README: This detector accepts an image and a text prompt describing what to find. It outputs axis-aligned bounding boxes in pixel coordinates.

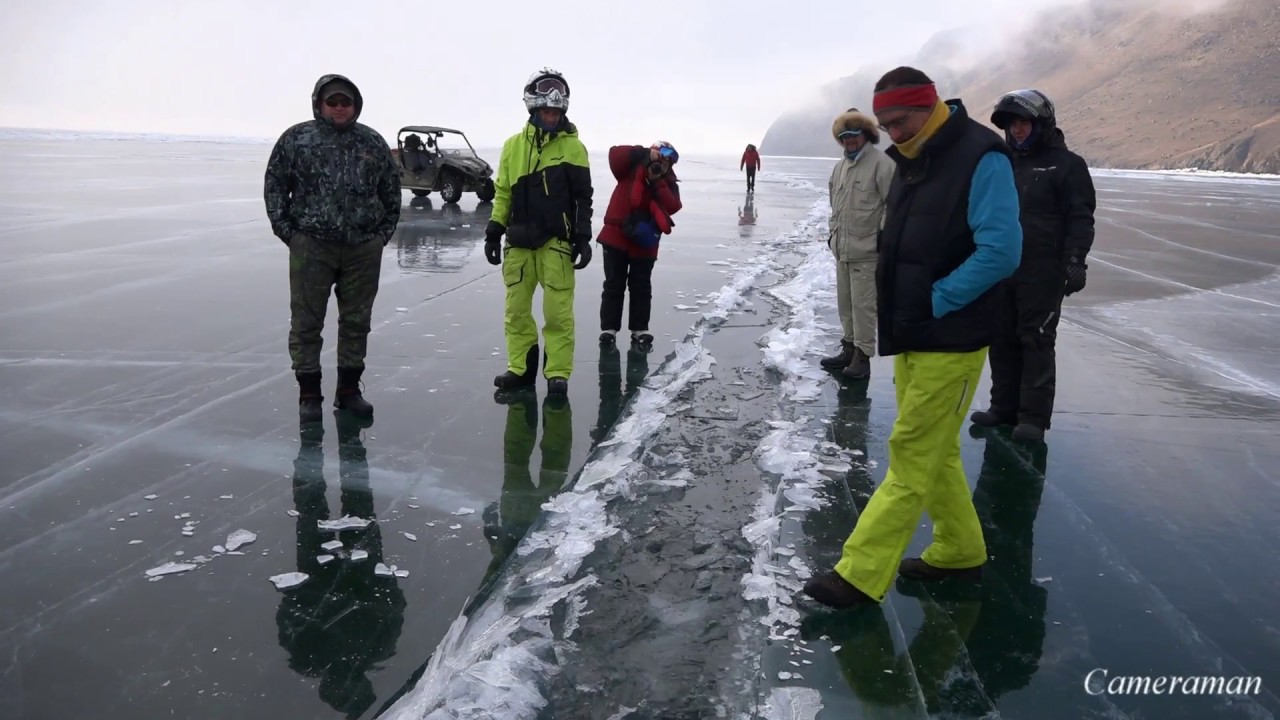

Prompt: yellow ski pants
[835,348,989,601]
[503,238,576,379]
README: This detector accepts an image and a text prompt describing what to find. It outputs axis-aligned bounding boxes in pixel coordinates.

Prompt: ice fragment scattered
[269,572,308,589]
[225,530,257,551]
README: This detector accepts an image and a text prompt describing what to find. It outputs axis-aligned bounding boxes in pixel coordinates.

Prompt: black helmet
[991,89,1056,130]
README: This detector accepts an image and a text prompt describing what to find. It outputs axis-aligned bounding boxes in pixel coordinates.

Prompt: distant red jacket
[741,147,761,171]
[597,145,683,260]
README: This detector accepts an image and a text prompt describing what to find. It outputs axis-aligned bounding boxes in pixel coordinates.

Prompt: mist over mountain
[761,0,1279,173]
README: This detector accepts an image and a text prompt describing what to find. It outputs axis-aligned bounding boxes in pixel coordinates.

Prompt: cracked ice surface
[380,199,825,720]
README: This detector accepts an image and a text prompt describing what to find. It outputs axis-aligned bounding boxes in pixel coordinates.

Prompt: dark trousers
[987,260,1066,429]
[746,167,756,191]
[599,245,655,333]
[288,234,384,374]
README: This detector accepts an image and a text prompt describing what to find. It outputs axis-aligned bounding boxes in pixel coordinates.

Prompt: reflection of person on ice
[740,143,761,192]
[485,67,594,397]
[596,141,682,350]
[970,89,1096,443]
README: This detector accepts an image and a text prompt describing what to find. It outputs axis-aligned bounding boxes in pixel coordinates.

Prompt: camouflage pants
[288,233,384,373]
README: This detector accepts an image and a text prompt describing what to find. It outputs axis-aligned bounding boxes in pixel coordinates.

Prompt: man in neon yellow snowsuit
[485,67,594,397]
[803,66,1022,608]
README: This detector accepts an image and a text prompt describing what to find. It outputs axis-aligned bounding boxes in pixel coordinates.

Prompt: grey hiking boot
[820,341,855,369]
[842,348,871,380]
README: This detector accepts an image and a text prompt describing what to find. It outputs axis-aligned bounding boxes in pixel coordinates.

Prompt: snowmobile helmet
[524,68,570,113]
[991,89,1056,130]
[652,140,679,164]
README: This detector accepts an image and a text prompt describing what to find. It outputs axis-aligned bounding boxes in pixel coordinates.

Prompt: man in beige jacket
[821,108,897,379]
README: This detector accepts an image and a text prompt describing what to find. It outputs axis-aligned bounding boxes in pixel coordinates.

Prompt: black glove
[571,236,593,270]
[1064,254,1087,296]
[484,220,505,266]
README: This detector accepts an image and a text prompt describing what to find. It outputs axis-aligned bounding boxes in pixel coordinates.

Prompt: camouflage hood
[311,74,364,126]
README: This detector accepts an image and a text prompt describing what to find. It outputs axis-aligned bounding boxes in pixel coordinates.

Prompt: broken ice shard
[317,515,371,531]
[269,572,308,590]
[225,529,257,552]
[145,562,197,578]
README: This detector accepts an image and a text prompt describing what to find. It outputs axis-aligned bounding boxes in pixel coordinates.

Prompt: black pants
[600,245,655,333]
[987,260,1065,429]
[746,167,756,192]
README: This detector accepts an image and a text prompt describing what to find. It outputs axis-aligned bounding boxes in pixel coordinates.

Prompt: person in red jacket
[597,141,683,350]
[740,143,761,193]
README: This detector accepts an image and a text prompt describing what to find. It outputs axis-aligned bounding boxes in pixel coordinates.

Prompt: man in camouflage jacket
[265,74,400,424]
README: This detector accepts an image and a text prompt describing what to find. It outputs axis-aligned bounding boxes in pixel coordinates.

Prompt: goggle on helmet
[652,141,679,164]
[524,68,570,113]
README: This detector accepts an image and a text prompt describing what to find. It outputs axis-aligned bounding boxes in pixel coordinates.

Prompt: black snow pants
[987,259,1066,430]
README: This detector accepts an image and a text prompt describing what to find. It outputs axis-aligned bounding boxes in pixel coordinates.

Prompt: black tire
[411,189,430,197]
[476,178,496,203]
[440,173,464,203]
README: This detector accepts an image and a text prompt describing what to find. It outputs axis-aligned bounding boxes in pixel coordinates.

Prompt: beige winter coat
[828,110,896,263]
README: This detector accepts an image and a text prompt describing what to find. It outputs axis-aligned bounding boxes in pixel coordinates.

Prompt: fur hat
[832,109,880,145]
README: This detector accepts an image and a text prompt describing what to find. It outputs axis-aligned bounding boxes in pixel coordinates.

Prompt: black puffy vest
[876,100,1012,356]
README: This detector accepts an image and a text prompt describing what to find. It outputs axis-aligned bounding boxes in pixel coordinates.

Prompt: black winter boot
[1011,422,1045,443]
[821,341,856,369]
[970,409,1015,427]
[494,345,540,391]
[547,377,568,397]
[334,366,374,420]
[297,371,323,425]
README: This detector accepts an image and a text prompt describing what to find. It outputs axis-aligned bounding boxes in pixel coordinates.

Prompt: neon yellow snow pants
[502,238,576,379]
[835,348,989,601]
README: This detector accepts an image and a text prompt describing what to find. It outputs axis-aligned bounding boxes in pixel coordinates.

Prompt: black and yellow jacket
[488,119,593,249]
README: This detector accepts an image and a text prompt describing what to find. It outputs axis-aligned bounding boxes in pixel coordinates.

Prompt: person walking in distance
[741,143,761,193]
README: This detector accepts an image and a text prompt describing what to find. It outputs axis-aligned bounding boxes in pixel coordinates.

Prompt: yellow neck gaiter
[894,100,952,160]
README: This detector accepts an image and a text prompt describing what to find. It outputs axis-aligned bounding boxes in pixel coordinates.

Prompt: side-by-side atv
[392,126,496,204]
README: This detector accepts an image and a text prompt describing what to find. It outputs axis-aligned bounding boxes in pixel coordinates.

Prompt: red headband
[872,83,939,113]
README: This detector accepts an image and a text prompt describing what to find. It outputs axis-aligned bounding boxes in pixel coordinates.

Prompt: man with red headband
[803,66,1023,609]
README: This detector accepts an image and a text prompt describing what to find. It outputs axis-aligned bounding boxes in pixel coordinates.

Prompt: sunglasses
[657,145,677,159]
[530,77,568,96]
[877,109,924,133]
[324,95,353,108]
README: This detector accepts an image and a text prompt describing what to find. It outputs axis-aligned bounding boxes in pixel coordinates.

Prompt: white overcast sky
[0,0,1215,153]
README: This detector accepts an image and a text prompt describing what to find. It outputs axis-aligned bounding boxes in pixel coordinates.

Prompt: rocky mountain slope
[761,0,1279,173]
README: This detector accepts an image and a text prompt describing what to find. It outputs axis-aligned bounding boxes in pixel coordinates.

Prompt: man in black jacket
[971,89,1096,442]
